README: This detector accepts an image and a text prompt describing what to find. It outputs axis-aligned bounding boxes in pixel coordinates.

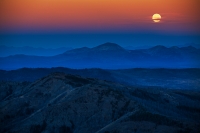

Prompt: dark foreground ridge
[0,73,200,133]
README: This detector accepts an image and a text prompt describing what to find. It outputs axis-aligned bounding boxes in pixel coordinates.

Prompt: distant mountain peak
[183,43,200,49]
[148,45,168,52]
[93,42,125,51]
[181,45,197,51]
[170,46,179,49]
[151,45,167,49]
[186,45,196,49]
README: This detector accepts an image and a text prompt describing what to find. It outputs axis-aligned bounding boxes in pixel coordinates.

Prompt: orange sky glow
[0,0,199,33]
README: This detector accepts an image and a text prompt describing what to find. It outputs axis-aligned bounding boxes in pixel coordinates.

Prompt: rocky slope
[0,73,200,133]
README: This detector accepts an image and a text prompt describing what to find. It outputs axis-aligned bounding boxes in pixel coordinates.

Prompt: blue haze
[1,33,200,49]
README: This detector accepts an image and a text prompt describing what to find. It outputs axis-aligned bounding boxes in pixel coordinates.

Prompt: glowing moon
[152,14,161,22]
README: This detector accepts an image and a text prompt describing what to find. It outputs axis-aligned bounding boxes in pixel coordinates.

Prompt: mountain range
[0,43,200,70]
[0,45,72,57]
[124,43,200,50]
[1,73,200,133]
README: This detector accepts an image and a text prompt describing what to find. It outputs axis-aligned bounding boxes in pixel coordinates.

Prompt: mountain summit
[149,45,167,50]
[92,42,125,51]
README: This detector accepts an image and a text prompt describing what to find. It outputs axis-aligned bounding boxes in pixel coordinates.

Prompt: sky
[0,0,200,48]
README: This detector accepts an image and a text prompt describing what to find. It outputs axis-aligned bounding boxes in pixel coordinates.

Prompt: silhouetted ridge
[63,47,90,54]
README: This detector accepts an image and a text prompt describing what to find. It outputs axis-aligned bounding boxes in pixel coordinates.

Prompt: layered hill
[0,45,72,57]
[0,73,200,133]
[0,67,200,90]
[0,43,200,70]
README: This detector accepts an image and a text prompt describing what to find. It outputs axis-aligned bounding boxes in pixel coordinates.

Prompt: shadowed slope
[0,73,200,133]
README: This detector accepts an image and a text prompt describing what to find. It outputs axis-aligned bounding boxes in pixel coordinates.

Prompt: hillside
[0,73,200,133]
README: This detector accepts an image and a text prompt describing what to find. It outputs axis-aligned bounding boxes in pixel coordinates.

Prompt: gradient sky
[0,0,200,48]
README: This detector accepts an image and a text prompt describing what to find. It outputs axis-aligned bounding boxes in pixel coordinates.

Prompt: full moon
[152,14,161,22]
